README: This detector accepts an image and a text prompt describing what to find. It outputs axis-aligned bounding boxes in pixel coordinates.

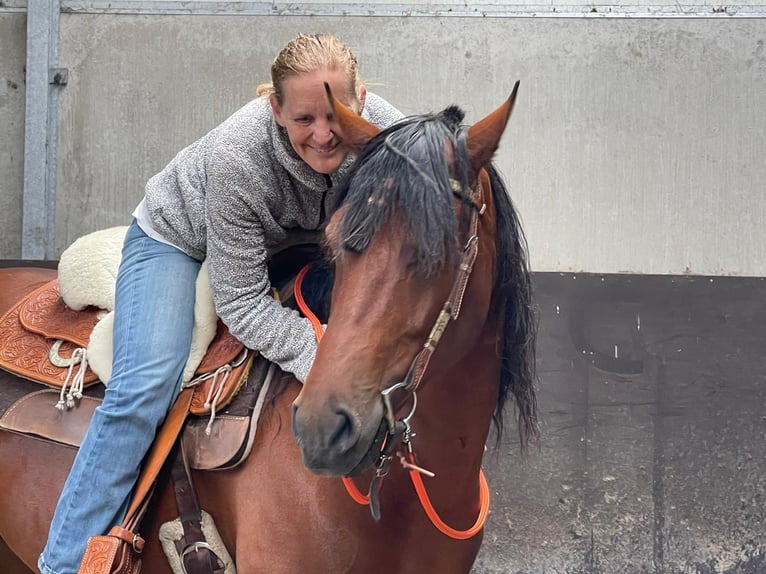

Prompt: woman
[38,33,403,574]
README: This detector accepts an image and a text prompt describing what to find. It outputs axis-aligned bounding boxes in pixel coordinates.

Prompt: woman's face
[271,69,366,174]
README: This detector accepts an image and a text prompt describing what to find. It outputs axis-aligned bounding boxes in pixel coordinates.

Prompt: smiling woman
[269,69,367,174]
[27,32,403,574]
[257,34,368,175]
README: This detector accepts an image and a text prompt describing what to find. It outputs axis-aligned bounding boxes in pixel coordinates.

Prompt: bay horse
[0,83,537,573]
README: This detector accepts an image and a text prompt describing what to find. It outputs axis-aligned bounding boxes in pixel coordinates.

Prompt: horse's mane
[487,163,539,448]
[328,106,539,449]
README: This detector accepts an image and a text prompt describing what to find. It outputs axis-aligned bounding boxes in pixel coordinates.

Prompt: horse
[0,82,538,573]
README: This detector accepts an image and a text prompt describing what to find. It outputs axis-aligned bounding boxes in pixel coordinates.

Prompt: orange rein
[293,264,490,540]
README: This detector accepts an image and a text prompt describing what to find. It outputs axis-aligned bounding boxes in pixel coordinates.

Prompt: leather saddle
[0,239,331,471]
[0,278,250,416]
[0,354,276,471]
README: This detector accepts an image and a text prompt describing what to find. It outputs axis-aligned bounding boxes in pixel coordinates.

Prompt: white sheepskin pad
[58,226,128,312]
[58,226,218,384]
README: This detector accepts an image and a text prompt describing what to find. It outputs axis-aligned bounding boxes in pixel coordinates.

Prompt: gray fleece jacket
[143,93,402,382]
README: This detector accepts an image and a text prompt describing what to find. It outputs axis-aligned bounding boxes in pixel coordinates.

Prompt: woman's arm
[204,148,318,382]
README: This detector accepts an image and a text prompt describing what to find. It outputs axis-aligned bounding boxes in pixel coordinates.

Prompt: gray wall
[0,13,26,258]
[1,7,765,274]
[1,6,765,574]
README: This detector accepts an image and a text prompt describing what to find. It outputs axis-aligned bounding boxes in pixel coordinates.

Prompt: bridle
[295,173,491,540]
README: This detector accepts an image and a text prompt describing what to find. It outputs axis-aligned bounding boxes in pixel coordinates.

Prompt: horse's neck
[410,322,500,478]
[412,199,501,477]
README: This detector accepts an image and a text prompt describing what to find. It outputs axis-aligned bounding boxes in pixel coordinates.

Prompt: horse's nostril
[292,400,360,456]
[330,408,360,454]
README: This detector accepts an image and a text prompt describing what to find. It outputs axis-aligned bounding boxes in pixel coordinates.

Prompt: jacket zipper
[320,174,333,224]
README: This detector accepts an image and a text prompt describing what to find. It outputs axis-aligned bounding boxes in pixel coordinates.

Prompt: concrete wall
[0,8,764,275]
[1,8,765,573]
[0,13,26,258]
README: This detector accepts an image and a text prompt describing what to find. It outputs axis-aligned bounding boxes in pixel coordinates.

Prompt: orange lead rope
[408,451,490,540]
[294,265,325,342]
[294,264,490,539]
[294,266,372,506]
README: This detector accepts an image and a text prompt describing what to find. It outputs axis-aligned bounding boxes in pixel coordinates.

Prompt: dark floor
[474,273,766,574]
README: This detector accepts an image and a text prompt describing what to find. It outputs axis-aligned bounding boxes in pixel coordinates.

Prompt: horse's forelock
[337,111,469,276]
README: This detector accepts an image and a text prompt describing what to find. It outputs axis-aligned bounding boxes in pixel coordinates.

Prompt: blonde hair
[256,33,363,105]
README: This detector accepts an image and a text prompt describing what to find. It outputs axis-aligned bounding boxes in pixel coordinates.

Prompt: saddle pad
[0,282,100,388]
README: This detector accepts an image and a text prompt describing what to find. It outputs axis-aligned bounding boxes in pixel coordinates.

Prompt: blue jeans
[39,221,201,574]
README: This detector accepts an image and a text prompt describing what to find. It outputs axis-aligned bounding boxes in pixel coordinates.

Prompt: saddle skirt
[0,354,277,471]
[0,279,101,389]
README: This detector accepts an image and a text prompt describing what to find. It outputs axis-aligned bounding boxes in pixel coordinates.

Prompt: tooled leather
[195,320,244,373]
[78,534,141,574]
[0,277,247,394]
[19,280,101,344]
[0,288,100,388]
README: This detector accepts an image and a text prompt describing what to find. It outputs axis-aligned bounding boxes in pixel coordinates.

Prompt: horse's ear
[467,80,519,173]
[325,83,380,151]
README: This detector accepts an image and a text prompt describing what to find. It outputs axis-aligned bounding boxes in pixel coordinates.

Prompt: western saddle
[0,239,326,573]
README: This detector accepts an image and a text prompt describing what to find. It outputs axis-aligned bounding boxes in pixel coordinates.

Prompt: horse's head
[292,83,536,476]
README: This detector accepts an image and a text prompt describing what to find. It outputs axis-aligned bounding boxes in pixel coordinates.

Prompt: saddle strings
[186,348,250,435]
[52,343,88,411]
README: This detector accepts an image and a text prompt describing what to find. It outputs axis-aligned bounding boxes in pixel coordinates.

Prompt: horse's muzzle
[291,398,386,476]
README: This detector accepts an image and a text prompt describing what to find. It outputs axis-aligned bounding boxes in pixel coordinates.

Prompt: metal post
[22,0,64,260]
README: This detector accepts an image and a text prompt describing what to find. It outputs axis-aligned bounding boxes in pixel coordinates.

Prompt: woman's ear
[356,85,367,115]
[270,94,285,127]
